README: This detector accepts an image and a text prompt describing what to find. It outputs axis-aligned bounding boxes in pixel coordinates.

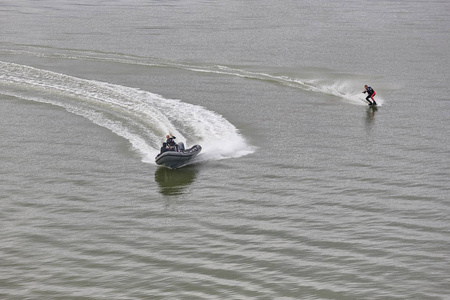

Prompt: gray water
[1,1,449,299]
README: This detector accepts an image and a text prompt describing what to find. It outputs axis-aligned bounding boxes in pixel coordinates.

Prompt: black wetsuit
[364,86,377,105]
[156,136,178,157]
[166,136,177,151]
[166,136,176,147]
[156,136,177,157]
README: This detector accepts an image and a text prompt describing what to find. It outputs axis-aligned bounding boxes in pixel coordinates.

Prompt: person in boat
[362,85,377,106]
[155,142,167,158]
[156,134,177,158]
[166,134,177,151]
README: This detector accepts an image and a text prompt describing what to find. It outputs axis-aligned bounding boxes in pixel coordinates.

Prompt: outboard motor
[178,142,185,151]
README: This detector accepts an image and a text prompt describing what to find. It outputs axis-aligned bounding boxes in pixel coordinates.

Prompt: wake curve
[0,61,254,164]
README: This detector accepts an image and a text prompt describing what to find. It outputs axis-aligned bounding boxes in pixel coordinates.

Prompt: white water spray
[0,61,255,165]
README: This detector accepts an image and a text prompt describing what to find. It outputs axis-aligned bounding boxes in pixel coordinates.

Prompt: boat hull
[155,145,202,169]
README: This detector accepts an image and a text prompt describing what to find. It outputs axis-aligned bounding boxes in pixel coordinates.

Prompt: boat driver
[166,134,177,151]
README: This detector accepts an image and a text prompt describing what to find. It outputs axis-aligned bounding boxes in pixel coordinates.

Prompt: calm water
[1,1,449,299]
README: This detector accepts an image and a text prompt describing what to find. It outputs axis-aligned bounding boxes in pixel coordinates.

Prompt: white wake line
[186,66,319,90]
[3,47,381,105]
[187,66,383,105]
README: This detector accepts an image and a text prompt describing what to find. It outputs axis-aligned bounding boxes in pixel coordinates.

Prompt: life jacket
[166,137,176,147]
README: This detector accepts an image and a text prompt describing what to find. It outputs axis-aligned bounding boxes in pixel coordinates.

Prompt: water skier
[363,85,377,106]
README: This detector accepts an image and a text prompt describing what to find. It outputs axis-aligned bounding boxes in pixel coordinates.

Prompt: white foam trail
[0,61,254,165]
[184,65,384,106]
[2,47,383,106]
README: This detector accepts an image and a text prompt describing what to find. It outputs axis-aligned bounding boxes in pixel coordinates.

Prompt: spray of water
[0,61,255,165]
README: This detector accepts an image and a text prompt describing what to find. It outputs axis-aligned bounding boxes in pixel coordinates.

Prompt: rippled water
[1,1,449,299]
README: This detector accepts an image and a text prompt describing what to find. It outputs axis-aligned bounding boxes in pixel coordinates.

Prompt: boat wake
[0,61,254,165]
[0,46,385,106]
[186,65,385,106]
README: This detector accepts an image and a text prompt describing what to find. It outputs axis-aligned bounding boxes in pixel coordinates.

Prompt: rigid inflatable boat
[155,142,202,169]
